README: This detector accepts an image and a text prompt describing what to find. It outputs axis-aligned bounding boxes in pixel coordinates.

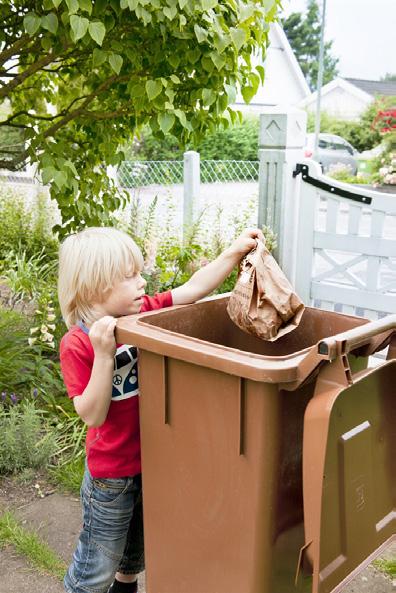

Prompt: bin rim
[115,296,370,385]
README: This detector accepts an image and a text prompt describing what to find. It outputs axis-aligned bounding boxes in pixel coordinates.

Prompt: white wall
[304,87,372,120]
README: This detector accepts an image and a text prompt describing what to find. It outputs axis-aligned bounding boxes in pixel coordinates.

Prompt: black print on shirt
[112,345,138,400]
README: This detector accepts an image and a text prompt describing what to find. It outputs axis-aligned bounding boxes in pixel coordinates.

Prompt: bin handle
[317,314,396,360]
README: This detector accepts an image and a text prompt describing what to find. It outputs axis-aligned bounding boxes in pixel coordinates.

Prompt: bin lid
[301,359,395,593]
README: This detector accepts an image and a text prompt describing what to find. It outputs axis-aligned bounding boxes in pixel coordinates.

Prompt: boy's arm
[172,228,264,305]
[73,316,117,428]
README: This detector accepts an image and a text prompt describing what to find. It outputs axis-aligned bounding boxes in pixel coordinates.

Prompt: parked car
[304,133,359,175]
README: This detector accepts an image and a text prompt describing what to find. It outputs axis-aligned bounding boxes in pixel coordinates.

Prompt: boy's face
[95,271,147,318]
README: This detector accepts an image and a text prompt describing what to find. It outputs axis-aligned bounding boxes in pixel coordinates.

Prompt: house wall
[304,87,372,120]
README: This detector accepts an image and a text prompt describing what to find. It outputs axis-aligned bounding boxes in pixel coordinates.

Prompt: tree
[1,0,280,235]
[281,0,338,90]
[380,73,396,82]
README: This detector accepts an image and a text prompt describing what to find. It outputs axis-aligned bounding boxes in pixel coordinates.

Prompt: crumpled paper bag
[227,240,305,341]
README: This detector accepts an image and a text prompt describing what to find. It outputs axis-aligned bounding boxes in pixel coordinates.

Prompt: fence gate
[293,159,396,322]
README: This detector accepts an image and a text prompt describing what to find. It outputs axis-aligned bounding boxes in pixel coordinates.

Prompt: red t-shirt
[60,291,173,478]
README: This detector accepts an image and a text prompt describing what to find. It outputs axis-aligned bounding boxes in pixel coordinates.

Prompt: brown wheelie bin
[116,295,396,593]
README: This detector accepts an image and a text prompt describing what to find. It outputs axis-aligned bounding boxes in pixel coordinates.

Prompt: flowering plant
[373,108,396,134]
[371,132,396,186]
[377,152,396,185]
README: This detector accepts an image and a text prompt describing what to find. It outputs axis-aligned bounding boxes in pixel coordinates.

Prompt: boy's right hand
[89,316,117,359]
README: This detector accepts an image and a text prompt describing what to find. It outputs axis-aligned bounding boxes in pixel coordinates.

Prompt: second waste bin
[116,295,396,593]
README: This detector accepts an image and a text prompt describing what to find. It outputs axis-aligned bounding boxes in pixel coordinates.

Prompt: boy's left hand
[228,228,265,259]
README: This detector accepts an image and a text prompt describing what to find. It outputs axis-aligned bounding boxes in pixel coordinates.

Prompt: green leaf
[158,113,175,133]
[178,0,188,8]
[201,0,217,9]
[224,83,236,104]
[51,0,63,7]
[41,166,56,185]
[70,15,89,40]
[170,74,180,84]
[92,48,107,67]
[108,53,123,74]
[64,160,78,176]
[186,48,200,64]
[79,0,93,14]
[174,109,187,128]
[230,27,247,51]
[256,65,265,84]
[202,88,216,106]
[88,21,106,45]
[23,13,41,36]
[214,32,230,53]
[146,79,162,101]
[249,71,260,93]
[240,3,255,21]
[241,85,256,103]
[129,83,145,97]
[41,37,52,51]
[41,13,58,34]
[163,5,177,19]
[66,0,79,14]
[210,51,226,70]
[194,24,207,43]
[168,54,180,68]
[165,88,175,103]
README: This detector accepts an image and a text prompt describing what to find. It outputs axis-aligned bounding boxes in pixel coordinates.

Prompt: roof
[299,77,373,108]
[345,78,396,97]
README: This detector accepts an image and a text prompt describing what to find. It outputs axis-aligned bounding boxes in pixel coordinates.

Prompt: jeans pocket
[91,477,131,507]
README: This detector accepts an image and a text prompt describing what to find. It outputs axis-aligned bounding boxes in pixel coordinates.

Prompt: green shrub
[0,186,58,266]
[0,308,36,397]
[1,248,57,305]
[0,400,56,474]
[307,98,396,153]
[125,118,260,162]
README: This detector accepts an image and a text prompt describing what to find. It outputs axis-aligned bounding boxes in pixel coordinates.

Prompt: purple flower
[32,388,39,398]
[10,393,18,404]
[1,392,6,402]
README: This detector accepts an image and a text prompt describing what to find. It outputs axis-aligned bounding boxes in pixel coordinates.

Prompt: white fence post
[258,107,306,283]
[183,150,200,239]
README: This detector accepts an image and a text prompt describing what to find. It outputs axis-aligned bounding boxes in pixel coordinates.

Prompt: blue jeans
[64,465,144,593]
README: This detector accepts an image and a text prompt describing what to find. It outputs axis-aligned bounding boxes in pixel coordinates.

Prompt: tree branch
[42,74,130,140]
[0,46,70,100]
[0,34,31,67]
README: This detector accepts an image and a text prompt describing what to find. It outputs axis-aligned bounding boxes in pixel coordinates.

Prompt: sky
[282,0,396,81]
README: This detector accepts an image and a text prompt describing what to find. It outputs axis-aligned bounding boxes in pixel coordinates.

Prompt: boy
[58,226,264,593]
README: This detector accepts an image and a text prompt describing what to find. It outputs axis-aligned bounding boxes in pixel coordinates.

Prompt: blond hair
[58,227,144,328]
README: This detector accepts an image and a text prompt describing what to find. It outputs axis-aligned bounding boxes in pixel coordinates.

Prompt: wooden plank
[362,309,379,321]
[342,305,357,316]
[366,211,385,292]
[325,198,339,234]
[313,232,395,258]
[347,205,362,235]
[295,184,317,304]
[320,300,335,311]
[366,257,381,291]
[311,282,395,314]
[370,210,385,238]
